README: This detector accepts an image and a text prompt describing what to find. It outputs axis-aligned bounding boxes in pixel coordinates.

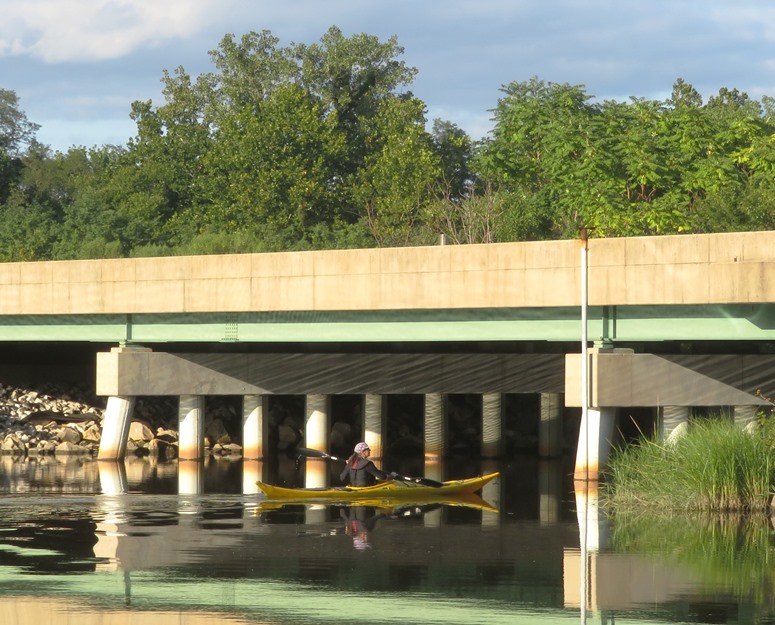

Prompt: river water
[0,453,773,625]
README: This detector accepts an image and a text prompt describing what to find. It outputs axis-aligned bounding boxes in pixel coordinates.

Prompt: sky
[3,0,775,154]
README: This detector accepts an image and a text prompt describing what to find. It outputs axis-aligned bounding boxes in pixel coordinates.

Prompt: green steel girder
[0,304,773,345]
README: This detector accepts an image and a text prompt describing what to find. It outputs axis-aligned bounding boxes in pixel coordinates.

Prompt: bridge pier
[242,395,269,460]
[481,393,502,458]
[539,392,563,457]
[179,395,205,460]
[574,407,616,481]
[734,405,757,428]
[97,396,135,461]
[659,406,689,442]
[363,394,385,459]
[424,393,446,460]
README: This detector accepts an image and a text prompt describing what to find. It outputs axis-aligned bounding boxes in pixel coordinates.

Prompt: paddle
[296,447,444,488]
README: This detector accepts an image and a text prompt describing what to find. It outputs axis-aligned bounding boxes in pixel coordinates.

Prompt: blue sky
[3,0,775,153]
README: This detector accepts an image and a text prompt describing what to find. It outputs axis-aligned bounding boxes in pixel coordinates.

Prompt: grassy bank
[603,417,775,512]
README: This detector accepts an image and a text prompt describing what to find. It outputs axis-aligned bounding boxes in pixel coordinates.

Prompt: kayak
[256,471,499,503]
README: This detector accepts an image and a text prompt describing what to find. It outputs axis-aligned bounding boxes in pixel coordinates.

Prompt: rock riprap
[0,383,243,458]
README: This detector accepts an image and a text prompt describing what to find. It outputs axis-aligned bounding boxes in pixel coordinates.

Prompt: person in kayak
[340,442,396,486]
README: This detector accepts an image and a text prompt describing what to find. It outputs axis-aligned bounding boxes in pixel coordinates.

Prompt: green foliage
[8,41,775,258]
[0,89,40,156]
[604,417,775,512]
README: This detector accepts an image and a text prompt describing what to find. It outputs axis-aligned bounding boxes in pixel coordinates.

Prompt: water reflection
[0,457,773,624]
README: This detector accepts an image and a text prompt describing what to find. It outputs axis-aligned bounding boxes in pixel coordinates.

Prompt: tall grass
[604,417,775,512]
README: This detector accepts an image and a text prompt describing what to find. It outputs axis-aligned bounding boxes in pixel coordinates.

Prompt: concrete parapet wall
[0,231,773,316]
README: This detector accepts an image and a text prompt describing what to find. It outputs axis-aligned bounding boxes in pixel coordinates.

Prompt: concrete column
[305,457,328,489]
[242,395,269,460]
[539,392,563,458]
[178,395,205,460]
[98,396,136,460]
[242,460,265,495]
[660,405,689,442]
[363,394,385,459]
[574,480,608,552]
[304,394,329,453]
[539,459,562,525]
[424,393,446,460]
[178,460,204,495]
[481,393,502,458]
[98,461,128,495]
[481,460,501,527]
[734,405,758,429]
[574,407,616,481]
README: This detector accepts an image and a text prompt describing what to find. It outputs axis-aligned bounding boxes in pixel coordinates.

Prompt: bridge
[1,230,774,483]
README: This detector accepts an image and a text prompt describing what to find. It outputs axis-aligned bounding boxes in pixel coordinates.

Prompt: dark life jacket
[340,458,387,486]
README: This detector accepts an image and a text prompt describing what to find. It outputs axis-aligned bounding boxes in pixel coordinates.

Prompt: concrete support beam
[363,394,385,459]
[539,392,563,458]
[424,393,446,460]
[574,407,616,481]
[481,393,502,459]
[97,396,135,461]
[566,351,769,407]
[178,395,205,460]
[242,395,269,460]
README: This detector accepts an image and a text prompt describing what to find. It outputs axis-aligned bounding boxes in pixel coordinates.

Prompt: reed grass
[603,417,775,512]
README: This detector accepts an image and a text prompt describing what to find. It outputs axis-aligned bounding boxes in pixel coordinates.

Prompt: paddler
[339,442,397,486]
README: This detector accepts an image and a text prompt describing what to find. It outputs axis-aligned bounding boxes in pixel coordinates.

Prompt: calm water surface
[0,454,773,625]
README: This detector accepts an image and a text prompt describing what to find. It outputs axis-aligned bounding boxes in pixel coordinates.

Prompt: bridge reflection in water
[0,455,771,623]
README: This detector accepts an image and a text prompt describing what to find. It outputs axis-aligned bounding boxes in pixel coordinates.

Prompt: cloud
[0,0,216,62]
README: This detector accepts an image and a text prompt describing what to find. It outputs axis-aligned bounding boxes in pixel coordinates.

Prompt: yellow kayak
[256,472,499,503]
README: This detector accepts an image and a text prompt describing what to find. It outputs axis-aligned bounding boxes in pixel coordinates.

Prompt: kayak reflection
[340,502,450,551]
[257,493,499,552]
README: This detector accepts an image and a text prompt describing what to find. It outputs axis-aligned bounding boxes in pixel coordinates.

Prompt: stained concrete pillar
[539,392,563,458]
[481,393,502,458]
[734,405,758,429]
[363,394,385,459]
[242,460,265,495]
[574,407,616,481]
[242,395,269,460]
[659,405,690,442]
[98,461,128,495]
[305,395,329,488]
[305,394,329,452]
[97,396,136,461]
[424,393,446,460]
[178,460,204,495]
[539,459,563,525]
[481,460,501,527]
[178,395,205,460]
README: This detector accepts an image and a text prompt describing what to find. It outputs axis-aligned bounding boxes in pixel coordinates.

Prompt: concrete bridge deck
[0,231,772,344]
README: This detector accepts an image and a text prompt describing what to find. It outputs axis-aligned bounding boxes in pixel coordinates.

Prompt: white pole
[580,230,589,480]
[579,228,589,625]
